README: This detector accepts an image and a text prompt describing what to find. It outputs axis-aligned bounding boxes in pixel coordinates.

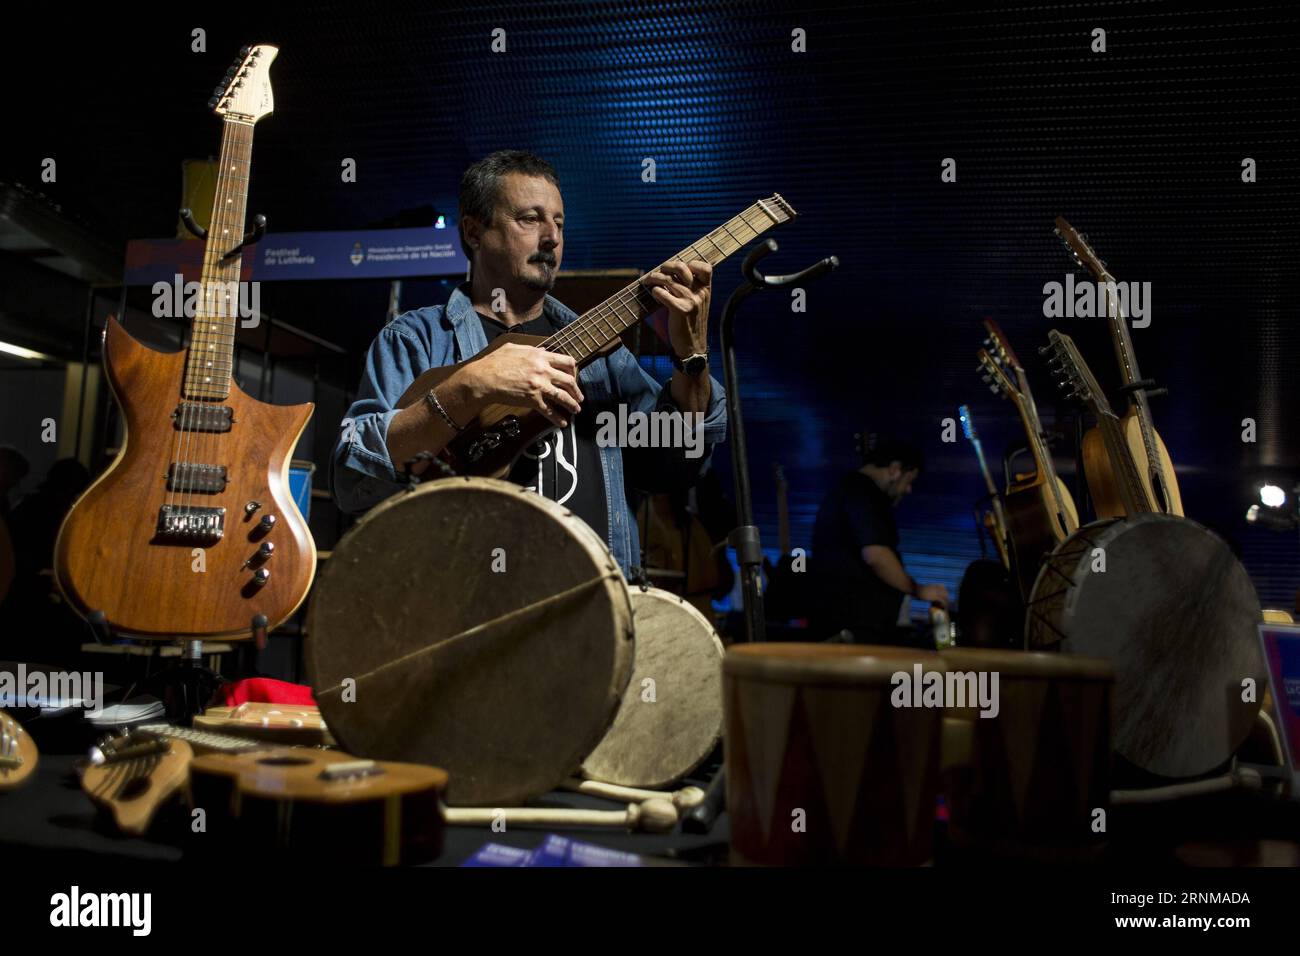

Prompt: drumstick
[561,778,706,810]
[442,798,678,833]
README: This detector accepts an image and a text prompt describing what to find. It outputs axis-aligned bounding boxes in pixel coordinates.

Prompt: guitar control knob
[258,542,275,560]
[244,500,262,516]
[253,568,270,586]
[258,514,276,533]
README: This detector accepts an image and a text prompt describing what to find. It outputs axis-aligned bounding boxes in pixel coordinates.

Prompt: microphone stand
[683,239,838,834]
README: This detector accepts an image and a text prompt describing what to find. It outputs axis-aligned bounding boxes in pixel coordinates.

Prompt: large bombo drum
[724,644,945,866]
[1026,513,1265,779]
[306,478,634,806]
[940,648,1113,859]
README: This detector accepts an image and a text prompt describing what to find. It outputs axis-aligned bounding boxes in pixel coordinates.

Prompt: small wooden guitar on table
[396,196,798,477]
[0,710,38,792]
[1053,218,1182,517]
[82,732,193,835]
[977,320,1079,599]
[55,45,316,640]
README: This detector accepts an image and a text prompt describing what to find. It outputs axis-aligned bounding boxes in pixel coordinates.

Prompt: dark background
[3,0,1297,605]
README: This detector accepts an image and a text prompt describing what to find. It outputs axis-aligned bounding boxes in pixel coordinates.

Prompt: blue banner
[124,227,467,284]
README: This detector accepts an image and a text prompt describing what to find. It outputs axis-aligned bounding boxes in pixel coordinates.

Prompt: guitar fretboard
[184,118,254,401]
[542,195,796,365]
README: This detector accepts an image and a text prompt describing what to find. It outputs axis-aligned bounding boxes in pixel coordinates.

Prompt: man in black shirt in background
[810,439,948,644]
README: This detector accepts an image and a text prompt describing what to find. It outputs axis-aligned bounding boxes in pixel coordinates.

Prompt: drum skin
[580,587,724,789]
[940,648,1113,859]
[306,478,634,806]
[724,644,945,866]
[1026,514,1264,779]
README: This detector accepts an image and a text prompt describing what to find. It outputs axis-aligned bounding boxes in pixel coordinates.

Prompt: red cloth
[218,677,317,707]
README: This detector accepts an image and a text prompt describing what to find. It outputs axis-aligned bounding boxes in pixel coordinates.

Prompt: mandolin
[0,709,38,792]
[977,320,1079,600]
[957,405,1011,571]
[1053,218,1182,517]
[55,46,316,639]
[396,196,798,477]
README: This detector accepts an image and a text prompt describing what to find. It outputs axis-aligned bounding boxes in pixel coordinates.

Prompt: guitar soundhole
[255,756,313,767]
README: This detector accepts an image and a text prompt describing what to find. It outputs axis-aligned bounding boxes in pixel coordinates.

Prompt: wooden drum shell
[724,644,945,866]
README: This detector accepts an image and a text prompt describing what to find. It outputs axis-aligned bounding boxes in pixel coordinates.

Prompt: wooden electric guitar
[957,405,1011,570]
[396,196,798,477]
[978,320,1079,599]
[1053,218,1182,516]
[55,46,316,639]
[1044,330,1155,517]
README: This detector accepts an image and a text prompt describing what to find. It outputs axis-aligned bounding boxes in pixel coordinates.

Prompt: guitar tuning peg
[239,45,251,57]
[207,96,219,109]
[988,385,1000,395]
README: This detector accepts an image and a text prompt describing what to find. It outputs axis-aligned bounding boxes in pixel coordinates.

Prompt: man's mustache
[529,252,557,266]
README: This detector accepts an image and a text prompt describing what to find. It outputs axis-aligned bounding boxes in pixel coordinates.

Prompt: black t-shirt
[475,311,609,545]
[810,471,908,636]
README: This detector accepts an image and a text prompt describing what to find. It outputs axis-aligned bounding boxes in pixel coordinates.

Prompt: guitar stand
[683,238,838,835]
[180,207,268,262]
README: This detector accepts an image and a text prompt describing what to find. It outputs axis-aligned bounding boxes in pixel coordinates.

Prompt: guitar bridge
[156,505,226,542]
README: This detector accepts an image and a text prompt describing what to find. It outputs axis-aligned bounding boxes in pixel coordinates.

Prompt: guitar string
[542,205,771,362]
[541,207,765,359]
[171,118,229,519]
[179,117,237,518]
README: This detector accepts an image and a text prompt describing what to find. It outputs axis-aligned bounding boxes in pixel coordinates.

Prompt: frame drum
[306,478,634,806]
[940,648,1113,859]
[580,586,724,788]
[724,644,945,866]
[1026,514,1264,778]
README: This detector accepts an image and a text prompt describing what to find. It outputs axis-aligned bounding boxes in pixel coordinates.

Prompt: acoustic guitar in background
[55,46,316,639]
[957,405,1011,571]
[1053,218,1182,517]
[977,320,1079,600]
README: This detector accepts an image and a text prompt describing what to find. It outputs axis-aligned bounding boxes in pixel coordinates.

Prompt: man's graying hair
[458,150,561,261]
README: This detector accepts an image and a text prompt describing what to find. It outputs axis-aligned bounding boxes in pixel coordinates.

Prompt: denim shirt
[330,283,727,577]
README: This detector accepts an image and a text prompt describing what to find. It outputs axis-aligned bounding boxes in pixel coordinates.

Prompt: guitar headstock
[760,194,798,225]
[958,405,978,442]
[1042,330,1113,417]
[0,709,38,790]
[208,44,278,122]
[982,318,1023,372]
[1054,216,1111,281]
[977,347,1020,403]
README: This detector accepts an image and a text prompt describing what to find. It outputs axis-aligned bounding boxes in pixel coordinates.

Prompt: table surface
[6,729,1300,868]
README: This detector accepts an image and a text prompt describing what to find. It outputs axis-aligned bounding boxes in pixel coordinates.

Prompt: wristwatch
[671,350,709,376]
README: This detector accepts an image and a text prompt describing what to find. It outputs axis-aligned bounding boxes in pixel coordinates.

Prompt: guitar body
[187,748,448,865]
[397,333,561,479]
[1003,476,1078,601]
[54,317,316,639]
[1082,412,1182,518]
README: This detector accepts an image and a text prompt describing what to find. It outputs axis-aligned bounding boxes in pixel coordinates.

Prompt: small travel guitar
[1053,218,1182,517]
[396,196,798,477]
[0,710,38,792]
[81,732,193,835]
[957,405,1011,570]
[187,748,448,866]
[55,46,316,639]
[977,320,1079,599]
